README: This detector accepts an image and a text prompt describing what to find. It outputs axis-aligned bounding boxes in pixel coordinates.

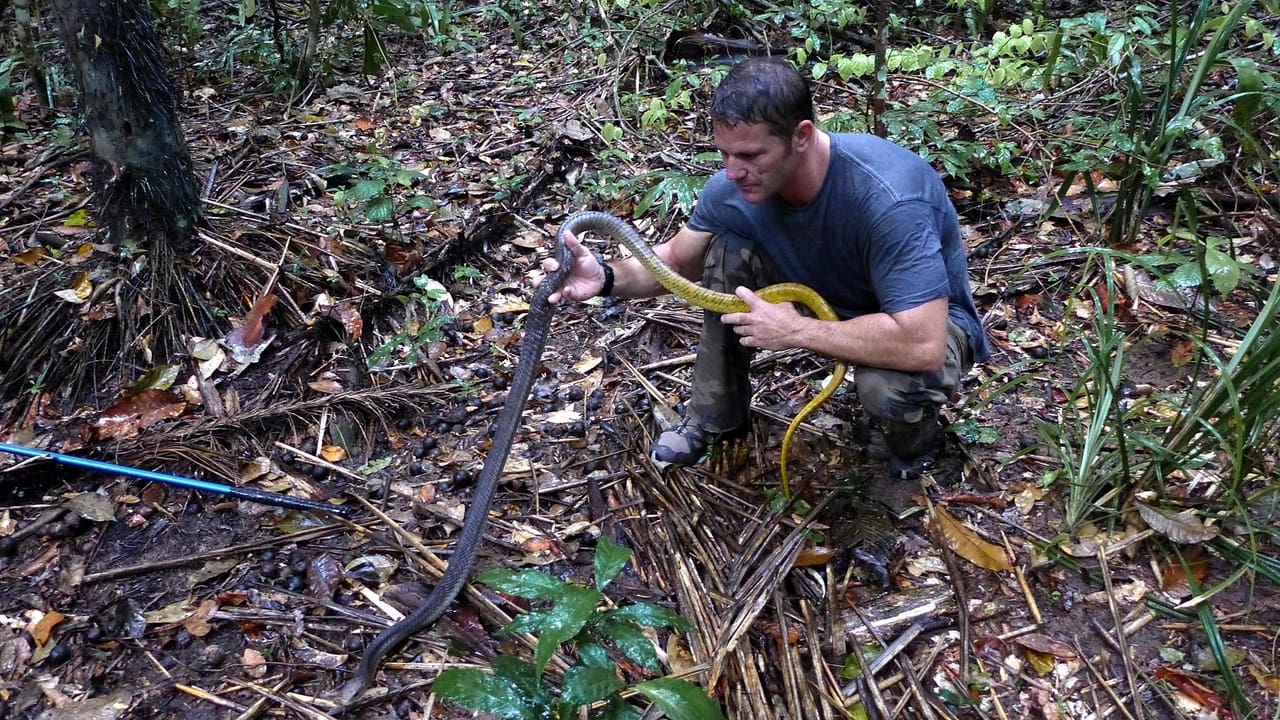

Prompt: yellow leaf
[53,272,93,304]
[929,505,1013,573]
[64,208,94,227]
[320,445,348,462]
[12,248,46,266]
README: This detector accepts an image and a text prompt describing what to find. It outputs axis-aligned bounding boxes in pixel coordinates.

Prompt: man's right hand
[542,228,608,304]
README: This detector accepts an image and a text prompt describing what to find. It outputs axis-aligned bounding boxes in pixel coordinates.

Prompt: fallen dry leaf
[95,389,187,440]
[242,647,268,678]
[31,610,66,645]
[1014,633,1078,659]
[1136,501,1220,544]
[928,505,1013,573]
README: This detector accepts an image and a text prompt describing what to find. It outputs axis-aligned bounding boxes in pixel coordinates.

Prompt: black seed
[396,418,413,431]
[0,536,17,557]
[492,376,508,391]
[1027,346,1048,359]
[47,644,71,665]
[260,562,280,579]
[84,625,103,643]
[174,629,194,648]
[420,437,438,451]
[311,466,329,480]
[286,575,306,592]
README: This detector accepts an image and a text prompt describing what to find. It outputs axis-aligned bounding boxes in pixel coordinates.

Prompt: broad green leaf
[362,22,388,75]
[525,585,600,672]
[365,195,394,222]
[433,668,539,720]
[346,179,386,203]
[561,664,623,707]
[594,537,632,591]
[478,567,572,601]
[599,620,660,672]
[603,603,690,632]
[490,656,542,699]
[577,642,613,669]
[633,678,725,720]
[1204,246,1242,295]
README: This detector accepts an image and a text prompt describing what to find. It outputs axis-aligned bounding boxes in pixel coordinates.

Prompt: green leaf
[633,678,725,720]
[577,641,613,669]
[602,603,690,632]
[433,668,540,720]
[347,178,386,202]
[477,567,572,601]
[562,664,624,707]
[362,22,388,75]
[599,620,660,672]
[365,195,394,222]
[594,537,632,591]
[529,586,599,671]
[490,656,543,699]
[1204,245,1242,295]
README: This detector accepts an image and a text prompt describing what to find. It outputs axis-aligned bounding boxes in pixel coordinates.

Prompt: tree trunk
[51,0,201,249]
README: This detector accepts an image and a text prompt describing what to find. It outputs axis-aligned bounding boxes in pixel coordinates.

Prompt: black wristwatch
[594,253,615,297]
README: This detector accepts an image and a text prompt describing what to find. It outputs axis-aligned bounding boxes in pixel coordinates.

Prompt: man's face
[713,121,798,204]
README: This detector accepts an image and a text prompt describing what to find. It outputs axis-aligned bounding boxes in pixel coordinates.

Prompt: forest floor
[2,11,1279,720]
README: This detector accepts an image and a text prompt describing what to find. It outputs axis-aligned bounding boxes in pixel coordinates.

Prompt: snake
[565,211,847,497]
[341,211,842,702]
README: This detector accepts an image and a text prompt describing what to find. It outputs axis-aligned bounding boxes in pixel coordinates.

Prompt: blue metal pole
[0,441,350,517]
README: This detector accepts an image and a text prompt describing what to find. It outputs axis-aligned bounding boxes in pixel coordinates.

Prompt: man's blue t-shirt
[686,133,990,362]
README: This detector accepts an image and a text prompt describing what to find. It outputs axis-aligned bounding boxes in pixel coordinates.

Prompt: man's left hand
[721,287,804,350]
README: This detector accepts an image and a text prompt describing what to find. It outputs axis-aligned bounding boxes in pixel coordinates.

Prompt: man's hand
[721,287,805,350]
[540,229,606,304]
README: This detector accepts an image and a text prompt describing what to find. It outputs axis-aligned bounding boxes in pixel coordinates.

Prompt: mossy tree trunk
[51,0,201,249]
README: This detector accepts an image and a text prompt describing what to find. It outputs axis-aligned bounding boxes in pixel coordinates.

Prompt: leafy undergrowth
[2,2,1279,719]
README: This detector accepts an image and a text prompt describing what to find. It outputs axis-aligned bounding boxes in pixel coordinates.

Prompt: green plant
[1037,262,1134,531]
[434,538,725,720]
[323,157,436,224]
[367,275,452,371]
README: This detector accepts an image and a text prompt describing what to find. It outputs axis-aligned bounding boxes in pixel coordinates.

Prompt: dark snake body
[340,221,573,703]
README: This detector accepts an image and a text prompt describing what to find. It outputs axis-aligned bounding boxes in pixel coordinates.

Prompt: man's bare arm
[609,225,713,299]
[725,292,951,372]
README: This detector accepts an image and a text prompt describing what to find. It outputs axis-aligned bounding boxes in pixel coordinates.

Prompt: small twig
[1003,530,1041,625]
[1072,636,1138,720]
[176,683,248,712]
[226,678,336,720]
[1097,544,1146,720]
[82,524,345,583]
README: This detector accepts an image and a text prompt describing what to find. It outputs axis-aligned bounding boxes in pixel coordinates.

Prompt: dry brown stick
[1097,543,1146,720]
[175,683,249,713]
[82,524,344,583]
[931,505,971,688]
[1003,530,1041,625]
[233,676,293,720]
[225,679,335,720]
[1071,636,1138,720]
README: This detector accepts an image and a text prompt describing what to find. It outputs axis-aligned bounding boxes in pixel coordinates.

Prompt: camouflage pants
[686,232,974,433]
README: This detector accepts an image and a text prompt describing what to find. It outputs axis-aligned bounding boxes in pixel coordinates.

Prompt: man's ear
[792,120,816,152]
